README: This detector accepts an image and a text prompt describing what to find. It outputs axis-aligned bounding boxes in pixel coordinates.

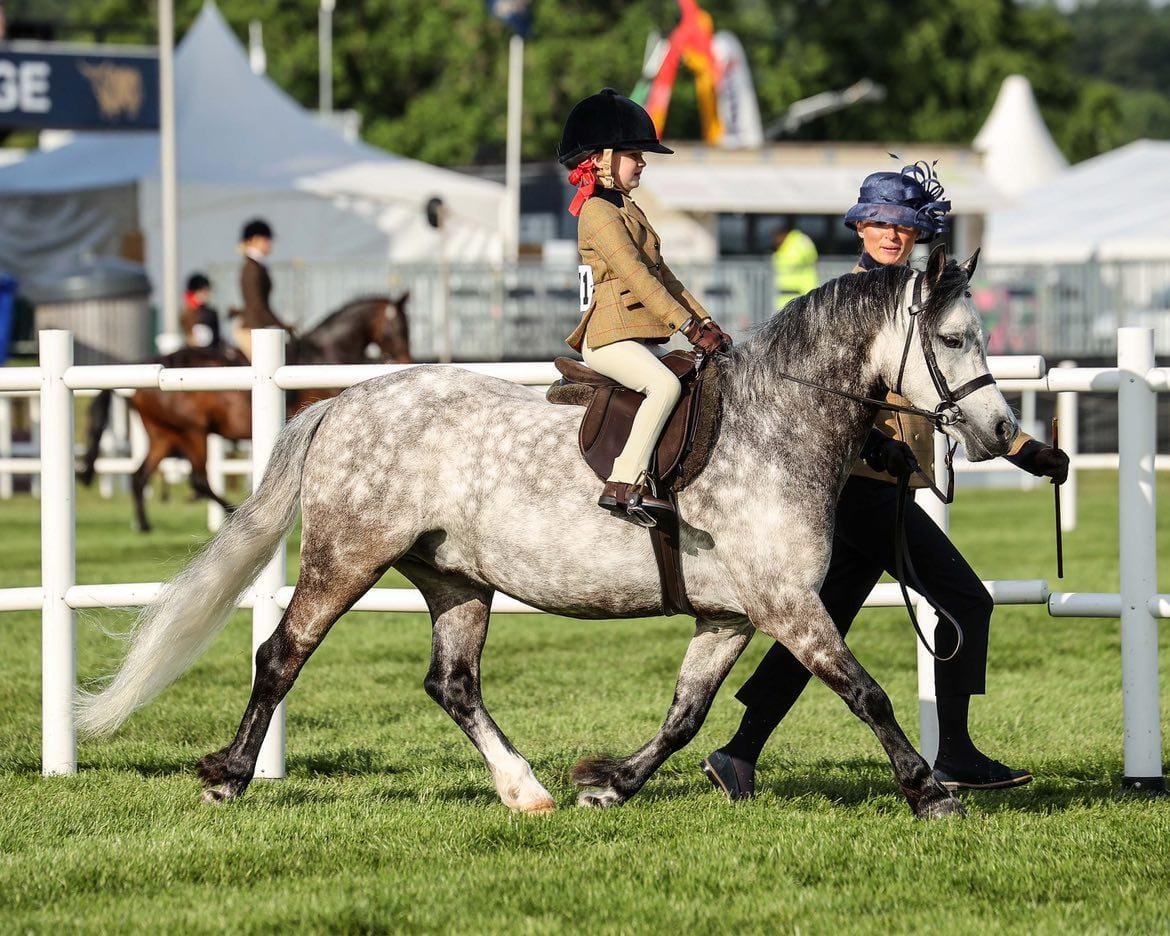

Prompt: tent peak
[974,74,1067,199]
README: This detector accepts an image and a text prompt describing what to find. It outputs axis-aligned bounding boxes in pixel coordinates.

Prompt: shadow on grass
[12,748,1157,815]
[629,754,1154,814]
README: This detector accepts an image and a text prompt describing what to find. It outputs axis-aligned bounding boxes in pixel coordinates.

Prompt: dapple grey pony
[78,245,1016,819]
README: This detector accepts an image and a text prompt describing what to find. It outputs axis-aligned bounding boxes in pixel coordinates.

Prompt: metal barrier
[208,256,1170,359]
[0,329,1163,791]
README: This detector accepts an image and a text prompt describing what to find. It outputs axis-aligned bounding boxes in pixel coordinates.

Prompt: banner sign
[485,0,532,37]
[0,42,159,131]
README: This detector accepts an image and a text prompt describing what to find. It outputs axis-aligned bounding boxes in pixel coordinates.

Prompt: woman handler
[702,164,1069,797]
[559,89,732,525]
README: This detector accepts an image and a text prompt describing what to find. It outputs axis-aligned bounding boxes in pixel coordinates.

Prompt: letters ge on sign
[0,60,51,114]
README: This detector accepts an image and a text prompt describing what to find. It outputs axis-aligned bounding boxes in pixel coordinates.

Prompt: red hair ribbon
[567,157,597,217]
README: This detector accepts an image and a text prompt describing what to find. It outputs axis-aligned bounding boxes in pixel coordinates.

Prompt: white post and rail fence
[0,328,1164,790]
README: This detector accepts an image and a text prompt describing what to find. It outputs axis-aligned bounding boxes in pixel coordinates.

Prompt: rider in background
[229,218,295,360]
[703,163,1070,798]
[559,88,733,525]
[180,272,221,350]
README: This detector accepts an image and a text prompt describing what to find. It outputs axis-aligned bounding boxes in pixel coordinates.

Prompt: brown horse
[81,294,410,531]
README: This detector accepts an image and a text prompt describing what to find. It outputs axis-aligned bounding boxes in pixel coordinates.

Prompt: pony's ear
[959,247,980,282]
[395,291,411,306]
[926,243,947,283]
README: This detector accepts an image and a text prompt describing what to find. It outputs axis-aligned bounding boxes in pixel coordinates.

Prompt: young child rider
[558,88,733,525]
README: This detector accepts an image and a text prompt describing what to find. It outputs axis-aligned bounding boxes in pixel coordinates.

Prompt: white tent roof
[0,2,502,275]
[984,140,1170,263]
[974,75,1067,199]
[638,143,1002,215]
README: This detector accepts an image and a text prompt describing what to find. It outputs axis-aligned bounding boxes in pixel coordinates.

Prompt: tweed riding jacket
[567,190,710,352]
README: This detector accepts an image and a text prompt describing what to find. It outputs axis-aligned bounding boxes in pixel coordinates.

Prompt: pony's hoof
[916,794,966,820]
[515,796,557,815]
[577,788,623,809]
[200,784,238,805]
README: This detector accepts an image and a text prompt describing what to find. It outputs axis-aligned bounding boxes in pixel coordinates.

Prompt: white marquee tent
[0,2,504,307]
[984,140,1170,263]
[973,75,1067,200]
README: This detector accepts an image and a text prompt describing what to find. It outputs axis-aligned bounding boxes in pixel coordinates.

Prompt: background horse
[80,293,410,532]
[78,248,1016,819]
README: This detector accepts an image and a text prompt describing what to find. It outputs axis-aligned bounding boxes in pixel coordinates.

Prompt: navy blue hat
[843,161,951,243]
[240,218,273,242]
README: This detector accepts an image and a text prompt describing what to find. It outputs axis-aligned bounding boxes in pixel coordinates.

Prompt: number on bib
[578,264,594,312]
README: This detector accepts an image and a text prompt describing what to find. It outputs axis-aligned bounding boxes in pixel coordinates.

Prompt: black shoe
[701,750,755,801]
[932,758,1033,791]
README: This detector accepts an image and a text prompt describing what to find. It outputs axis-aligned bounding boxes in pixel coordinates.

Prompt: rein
[772,269,998,661]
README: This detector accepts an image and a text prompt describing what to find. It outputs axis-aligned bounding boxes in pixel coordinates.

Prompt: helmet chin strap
[596,149,633,194]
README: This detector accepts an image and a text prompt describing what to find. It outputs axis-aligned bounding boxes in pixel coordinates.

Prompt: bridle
[772,268,1000,662]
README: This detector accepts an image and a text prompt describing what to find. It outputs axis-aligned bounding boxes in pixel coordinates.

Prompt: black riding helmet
[557,88,673,168]
[240,218,273,242]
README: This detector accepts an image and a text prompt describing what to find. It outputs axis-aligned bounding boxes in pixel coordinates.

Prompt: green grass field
[1,473,1168,933]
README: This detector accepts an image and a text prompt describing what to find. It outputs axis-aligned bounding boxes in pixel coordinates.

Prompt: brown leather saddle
[547,349,722,617]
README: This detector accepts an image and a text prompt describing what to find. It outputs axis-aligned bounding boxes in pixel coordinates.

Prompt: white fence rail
[0,329,1163,791]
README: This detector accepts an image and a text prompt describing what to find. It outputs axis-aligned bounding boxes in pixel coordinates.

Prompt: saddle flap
[554,357,618,388]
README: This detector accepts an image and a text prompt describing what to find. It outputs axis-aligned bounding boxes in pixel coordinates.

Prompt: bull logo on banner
[77,61,145,121]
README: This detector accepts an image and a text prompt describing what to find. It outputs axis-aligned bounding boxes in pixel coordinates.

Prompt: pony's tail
[76,398,335,736]
[79,390,113,487]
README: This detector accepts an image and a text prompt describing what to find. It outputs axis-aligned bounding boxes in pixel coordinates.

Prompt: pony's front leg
[572,618,753,807]
[750,590,963,819]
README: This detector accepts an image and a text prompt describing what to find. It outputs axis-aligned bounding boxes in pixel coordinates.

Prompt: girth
[547,350,722,617]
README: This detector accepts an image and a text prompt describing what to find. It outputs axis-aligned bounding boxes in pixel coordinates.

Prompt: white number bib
[578,264,594,312]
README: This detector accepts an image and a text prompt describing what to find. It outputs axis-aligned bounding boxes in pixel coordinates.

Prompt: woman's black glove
[1007,439,1069,484]
[860,429,919,480]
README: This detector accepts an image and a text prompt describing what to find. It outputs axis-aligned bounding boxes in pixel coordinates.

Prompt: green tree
[9,0,1168,165]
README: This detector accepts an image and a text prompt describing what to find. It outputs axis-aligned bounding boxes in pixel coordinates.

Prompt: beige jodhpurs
[582,338,682,484]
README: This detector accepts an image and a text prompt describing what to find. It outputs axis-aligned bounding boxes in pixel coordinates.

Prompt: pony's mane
[721,259,972,396]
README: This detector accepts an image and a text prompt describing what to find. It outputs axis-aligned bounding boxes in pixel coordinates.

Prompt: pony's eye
[940,335,964,349]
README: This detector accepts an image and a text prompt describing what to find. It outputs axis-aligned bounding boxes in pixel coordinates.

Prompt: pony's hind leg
[572,618,753,807]
[403,561,555,814]
[751,591,962,820]
[131,422,178,532]
[197,541,389,803]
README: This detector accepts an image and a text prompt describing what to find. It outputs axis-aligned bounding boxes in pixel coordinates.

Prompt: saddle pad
[547,353,721,492]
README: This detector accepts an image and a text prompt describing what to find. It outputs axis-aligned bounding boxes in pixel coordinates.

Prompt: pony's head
[887,244,1016,461]
[367,292,412,363]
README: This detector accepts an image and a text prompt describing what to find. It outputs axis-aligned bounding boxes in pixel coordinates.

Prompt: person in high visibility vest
[772,224,818,309]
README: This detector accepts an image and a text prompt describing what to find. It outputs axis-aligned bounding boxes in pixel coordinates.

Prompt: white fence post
[250,330,287,779]
[1019,390,1036,491]
[1057,361,1078,533]
[39,330,76,775]
[29,395,40,498]
[111,393,131,494]
[207,433,226,532]
[98,403,116,499]
[914,431,950,763]
[0,396,12,499]
[1116,327,1165,791]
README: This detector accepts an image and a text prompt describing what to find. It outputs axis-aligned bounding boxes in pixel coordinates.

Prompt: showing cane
[1052,417,1064,579]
